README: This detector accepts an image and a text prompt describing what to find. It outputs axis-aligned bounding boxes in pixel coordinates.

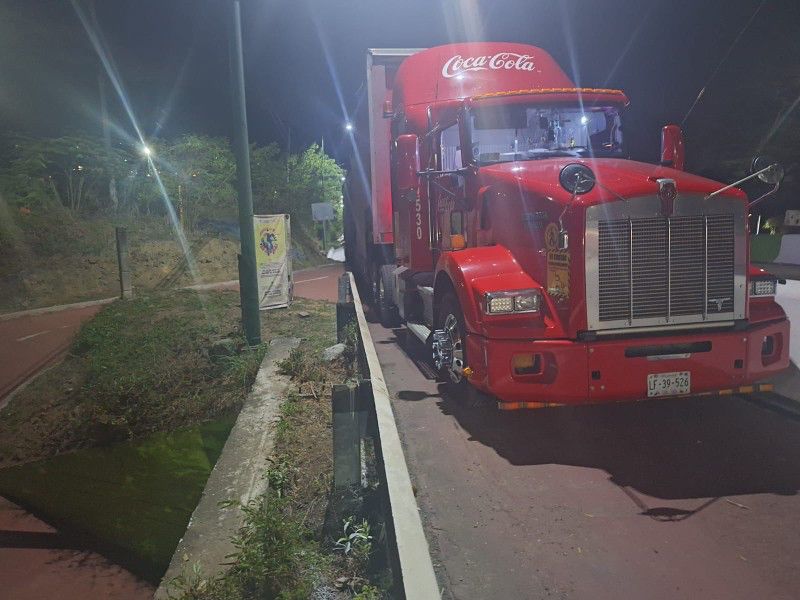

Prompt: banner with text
[254,214,292,310]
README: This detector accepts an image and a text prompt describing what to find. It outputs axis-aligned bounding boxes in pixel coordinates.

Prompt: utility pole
[321,136,326,249]
[229,0,261,345]
[91,1,118,212]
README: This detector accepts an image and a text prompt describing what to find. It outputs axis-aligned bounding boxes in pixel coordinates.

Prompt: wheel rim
[374,274,384,306]
[443,313,465,383]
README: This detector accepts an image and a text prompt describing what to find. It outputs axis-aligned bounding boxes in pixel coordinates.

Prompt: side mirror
[660,124,685,171]
[748,155,785,208]
[396,134,420,192]
[751,155,784,185]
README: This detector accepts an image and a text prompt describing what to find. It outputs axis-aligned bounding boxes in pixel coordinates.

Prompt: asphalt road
[0,304,105,403]
[369,323,800,600]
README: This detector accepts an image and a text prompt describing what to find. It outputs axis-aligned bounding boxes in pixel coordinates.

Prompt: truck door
[435,123,468,253]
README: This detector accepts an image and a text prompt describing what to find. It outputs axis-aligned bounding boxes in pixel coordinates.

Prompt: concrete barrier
[155,336,300,599]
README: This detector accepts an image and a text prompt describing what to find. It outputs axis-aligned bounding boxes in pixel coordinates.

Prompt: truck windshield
[467,104,623,165]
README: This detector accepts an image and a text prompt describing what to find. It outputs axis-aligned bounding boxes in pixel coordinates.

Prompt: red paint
[345,43,790,406]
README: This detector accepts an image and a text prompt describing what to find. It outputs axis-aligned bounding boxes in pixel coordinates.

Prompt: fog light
[750,278,777,297]
[512,353,542,375]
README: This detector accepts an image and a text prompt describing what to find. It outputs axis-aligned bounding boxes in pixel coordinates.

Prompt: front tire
[433,292,468,386]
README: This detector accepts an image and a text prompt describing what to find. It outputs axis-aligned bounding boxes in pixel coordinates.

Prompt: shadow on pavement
[392,328,800,501]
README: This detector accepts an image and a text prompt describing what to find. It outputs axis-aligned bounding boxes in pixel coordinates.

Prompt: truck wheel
[432,292,468,387]
[376,264,400,327]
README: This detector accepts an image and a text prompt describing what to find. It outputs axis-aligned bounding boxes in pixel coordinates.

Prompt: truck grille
[597,214,735,324]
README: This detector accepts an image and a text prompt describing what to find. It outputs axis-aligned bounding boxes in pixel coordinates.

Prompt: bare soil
[0,214,328,312]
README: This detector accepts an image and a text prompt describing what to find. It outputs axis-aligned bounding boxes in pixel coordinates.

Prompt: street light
[344,122,353,132]
[141,144,152,157]
[340,176,346,182]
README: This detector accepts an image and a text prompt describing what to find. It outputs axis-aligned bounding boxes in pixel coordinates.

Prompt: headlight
[750,277,777,297]
[484,290,541,314]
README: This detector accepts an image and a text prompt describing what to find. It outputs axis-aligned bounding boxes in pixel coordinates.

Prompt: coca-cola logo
[441,52,537,79]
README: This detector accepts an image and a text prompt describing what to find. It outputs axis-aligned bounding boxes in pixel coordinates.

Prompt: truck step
[406,322,432,344]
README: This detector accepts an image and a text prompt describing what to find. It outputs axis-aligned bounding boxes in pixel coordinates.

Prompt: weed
[173,494,322,600]
[266,457,294,498]
[335,517,373,563]
[353,584,383,600]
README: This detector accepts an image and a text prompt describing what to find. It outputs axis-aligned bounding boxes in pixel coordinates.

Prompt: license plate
[647,371,691,397]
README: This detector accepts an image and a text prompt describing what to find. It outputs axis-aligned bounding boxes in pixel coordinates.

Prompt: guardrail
[335,272,440,599]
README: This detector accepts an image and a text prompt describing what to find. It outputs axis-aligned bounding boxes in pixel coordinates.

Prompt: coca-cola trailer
[343,42,789,409]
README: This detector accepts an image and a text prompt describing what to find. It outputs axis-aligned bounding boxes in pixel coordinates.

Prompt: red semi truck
[343,43,790,409]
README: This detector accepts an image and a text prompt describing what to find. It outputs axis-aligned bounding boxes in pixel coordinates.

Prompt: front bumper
[466,319,790,406]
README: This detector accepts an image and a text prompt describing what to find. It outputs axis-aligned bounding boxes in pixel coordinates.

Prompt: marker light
[141,145,152,157]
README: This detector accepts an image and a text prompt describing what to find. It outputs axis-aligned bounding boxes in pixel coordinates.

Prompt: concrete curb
[347,272,441,599]
[154,336,301,599]
[0,297,116,322]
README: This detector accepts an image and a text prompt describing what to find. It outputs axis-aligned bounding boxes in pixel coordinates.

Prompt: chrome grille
[597,213,735,324]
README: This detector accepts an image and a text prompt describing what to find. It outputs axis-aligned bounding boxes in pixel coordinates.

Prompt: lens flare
[70,0,204,292]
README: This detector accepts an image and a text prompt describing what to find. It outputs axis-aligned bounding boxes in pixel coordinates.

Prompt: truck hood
[477,158,748,205]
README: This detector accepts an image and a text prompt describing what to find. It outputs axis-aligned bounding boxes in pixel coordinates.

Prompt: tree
[0,134,130,213]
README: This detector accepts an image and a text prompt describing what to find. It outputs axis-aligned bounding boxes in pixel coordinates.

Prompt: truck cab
[345,42,790,409]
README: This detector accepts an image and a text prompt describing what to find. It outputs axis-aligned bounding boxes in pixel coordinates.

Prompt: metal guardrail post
[337,273,356,343]
[115,226,133,299]
[332,383,361,489]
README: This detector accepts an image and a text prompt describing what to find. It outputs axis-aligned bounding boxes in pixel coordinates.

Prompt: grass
[0,289,341,588]
[0,290,334,468]
[0,416,235,581]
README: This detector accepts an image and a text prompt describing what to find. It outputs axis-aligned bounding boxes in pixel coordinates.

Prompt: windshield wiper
[526,149,583,159]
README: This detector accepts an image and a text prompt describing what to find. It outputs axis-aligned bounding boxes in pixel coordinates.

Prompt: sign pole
[229,0,261,345]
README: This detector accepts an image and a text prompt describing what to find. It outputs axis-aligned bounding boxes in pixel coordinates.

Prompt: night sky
[1,0,798,172]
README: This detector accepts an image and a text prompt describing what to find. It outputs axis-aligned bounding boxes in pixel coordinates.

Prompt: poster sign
[254,214,292,310]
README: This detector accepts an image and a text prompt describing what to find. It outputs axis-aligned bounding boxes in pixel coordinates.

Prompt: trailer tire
[376,264,400,327]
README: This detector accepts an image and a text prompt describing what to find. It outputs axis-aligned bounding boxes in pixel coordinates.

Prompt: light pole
[230,0,261,346]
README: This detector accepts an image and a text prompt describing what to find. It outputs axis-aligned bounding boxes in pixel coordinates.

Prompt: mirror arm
[705,164,778,200]
[417,167,470,178]
[748,182,780,209]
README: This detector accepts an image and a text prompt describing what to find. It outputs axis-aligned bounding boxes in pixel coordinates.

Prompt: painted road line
[348,272,440,599]
[16,330,51,342]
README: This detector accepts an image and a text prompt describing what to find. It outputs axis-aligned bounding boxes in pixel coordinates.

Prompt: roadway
[368,295,800,599]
